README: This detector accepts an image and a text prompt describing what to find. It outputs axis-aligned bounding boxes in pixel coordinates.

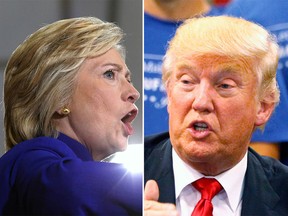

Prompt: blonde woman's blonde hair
[4,17,125,150]
[163,15,280,108]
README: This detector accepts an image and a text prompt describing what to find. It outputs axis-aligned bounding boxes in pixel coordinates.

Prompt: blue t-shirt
[224,0,288,143]
[144,13,180,135]
[144,8,222,136]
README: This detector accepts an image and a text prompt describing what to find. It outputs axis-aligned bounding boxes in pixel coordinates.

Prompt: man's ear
[167,98,170,114]
[255,100,275,127]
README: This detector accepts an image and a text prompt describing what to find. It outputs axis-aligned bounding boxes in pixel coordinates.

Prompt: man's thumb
[144,179,159,201]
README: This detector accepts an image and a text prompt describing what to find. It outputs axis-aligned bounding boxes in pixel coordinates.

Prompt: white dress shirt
[172,148,247,216]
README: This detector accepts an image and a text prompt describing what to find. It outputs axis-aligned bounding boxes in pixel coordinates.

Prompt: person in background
[144,0,224,136]
[224,0,288,164]
[144,16,288,216]
[0,17,142,215]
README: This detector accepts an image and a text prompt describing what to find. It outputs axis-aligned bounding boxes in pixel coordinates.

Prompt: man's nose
[191,82,214,113]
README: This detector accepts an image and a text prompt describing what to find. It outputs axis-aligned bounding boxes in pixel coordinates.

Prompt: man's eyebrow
[176,61,197,71]
[215,67,242,76]
[177,60,242,72]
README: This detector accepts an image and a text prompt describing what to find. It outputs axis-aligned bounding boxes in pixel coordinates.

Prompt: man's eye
[180,75,193,84]
[220,83,231,89]
[104,70,115,80]
[181,79,191,85]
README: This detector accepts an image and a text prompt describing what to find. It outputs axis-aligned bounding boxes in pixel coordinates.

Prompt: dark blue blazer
[145,132,288,216]
[0,133,142,215]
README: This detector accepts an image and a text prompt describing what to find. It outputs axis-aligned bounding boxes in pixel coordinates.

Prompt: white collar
[172,148,247,212]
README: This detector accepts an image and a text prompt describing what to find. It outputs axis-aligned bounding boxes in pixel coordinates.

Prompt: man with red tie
[144,15,288,216]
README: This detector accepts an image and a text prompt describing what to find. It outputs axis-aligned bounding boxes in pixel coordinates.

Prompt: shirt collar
[172,148,247,212]
[57,132,93,161]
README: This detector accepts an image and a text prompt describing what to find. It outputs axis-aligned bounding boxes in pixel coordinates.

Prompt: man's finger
[144,180,159,201]
[144,200,176,211]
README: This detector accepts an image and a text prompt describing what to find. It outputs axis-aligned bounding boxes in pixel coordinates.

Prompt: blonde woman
[0,17,141,215]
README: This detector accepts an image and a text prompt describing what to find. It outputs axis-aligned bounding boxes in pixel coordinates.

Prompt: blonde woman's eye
[104,70,115,80]
[127,78,132,83]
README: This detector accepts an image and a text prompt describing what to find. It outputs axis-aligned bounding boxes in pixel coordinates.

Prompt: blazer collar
[57,132,93,161]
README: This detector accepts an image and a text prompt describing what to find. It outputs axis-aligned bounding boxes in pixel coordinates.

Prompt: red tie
[191,178,223,216]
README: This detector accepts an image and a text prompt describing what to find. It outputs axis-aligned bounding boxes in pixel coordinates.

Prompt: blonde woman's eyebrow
[125,69,132,78]
[102,63,131,77]
[102,63,123,70]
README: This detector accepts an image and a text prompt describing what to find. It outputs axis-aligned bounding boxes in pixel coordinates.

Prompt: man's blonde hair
[163,16,279,107]
[4,17,125,150]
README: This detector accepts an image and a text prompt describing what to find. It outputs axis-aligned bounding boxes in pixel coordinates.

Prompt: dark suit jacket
[0,133,142,215]
[145,132,288,216]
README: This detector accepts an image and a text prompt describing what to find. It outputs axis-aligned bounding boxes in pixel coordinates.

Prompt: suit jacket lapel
[145,139,176,203]
[241,149,280,215]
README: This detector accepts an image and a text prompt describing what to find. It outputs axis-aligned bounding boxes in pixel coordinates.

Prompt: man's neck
[145,0,211,21]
